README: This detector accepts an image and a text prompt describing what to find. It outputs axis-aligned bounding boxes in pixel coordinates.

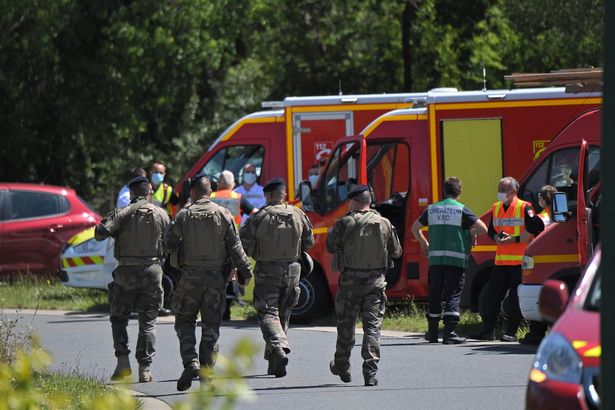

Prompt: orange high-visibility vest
[210,189,242,227]
[492,197,528,266]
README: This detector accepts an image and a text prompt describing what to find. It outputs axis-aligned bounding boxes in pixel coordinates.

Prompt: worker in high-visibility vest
[149,161,173,216]
[210,170,258,320]
[471,176,544,342]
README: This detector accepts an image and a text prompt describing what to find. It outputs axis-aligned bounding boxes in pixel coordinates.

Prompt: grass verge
[0,277,108,312]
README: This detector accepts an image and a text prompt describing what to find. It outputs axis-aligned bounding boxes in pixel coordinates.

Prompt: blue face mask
[243,172,257,185]
[309,175,319,186]
[151,172,164,185]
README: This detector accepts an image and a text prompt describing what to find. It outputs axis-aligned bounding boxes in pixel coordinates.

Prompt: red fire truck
[517,109,601,323]
[296,87,600,321]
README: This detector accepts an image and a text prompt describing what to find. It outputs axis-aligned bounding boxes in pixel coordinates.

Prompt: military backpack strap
[120,199,149,230]
[342,211,376,244]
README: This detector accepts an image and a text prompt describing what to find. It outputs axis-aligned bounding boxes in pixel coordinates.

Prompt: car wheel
[291,269,332,323]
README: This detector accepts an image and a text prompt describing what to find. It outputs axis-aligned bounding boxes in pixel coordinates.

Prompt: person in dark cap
[240,178,314,378]
[95,174,170,383]
[326,183,401,386]
[164,173,253,391]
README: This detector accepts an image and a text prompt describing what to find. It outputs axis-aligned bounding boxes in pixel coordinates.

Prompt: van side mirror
[551,191,569,223]
[539,279,569,322]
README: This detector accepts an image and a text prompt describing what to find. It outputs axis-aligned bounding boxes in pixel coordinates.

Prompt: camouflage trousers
[108,263,163,365]
[172,268,227,368]
[253,261,301,358]
[334,269,387,378]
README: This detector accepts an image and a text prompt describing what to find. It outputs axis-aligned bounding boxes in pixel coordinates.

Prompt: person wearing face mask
[326,185,402,387]
[470,176,544,342]
[149,161,173,215]
[234,163,266,225]
[307,164,320,187]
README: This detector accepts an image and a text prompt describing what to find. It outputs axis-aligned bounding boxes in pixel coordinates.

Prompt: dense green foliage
[0,0,603,213]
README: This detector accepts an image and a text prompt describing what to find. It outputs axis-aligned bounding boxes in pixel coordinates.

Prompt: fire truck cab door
[292,112,354,189]
[577,140,590,267]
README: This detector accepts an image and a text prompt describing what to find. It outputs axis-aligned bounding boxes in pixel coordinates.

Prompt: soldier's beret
[128,176,149,189]
[189,172,207,190]
[347,184,369,200]
[263,178,286,193]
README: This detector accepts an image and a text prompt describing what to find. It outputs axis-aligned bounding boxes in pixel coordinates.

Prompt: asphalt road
[4,309,536,410]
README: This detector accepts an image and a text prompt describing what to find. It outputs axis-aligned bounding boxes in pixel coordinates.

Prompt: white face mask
[497,192,508,202]
[308,175,319,186]
[243,172,257,185]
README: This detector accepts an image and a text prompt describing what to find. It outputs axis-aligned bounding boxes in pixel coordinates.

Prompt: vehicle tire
[291,269,332,323]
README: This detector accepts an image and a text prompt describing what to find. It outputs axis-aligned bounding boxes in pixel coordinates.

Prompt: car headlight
[530,332,582,384]
[72,238,106,255]
[522,255,534,270]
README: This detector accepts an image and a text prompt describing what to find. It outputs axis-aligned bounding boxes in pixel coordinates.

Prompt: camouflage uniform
[326,209,401,382]
[95,197,169,366]
[164,198,252,370]
[240,203,313,365]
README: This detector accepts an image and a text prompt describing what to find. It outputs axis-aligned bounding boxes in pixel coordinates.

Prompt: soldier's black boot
[427,318,440,343]
[329,360,352,383]
[442,320,466,344]
[469,324,496,341]
[177,362,200,391]
[364,374,379,387]
[111,355,132,381]
[269,348,288,378]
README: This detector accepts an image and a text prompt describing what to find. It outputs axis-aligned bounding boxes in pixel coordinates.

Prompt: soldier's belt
[118,257,161,266]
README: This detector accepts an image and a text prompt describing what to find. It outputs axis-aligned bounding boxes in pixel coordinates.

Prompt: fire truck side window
[320,142,359,213]
[520,147,579,211]
[201,145,265,183]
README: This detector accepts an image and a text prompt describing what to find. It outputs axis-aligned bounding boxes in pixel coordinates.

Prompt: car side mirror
[551,191,569,223]
[539,279,569,322]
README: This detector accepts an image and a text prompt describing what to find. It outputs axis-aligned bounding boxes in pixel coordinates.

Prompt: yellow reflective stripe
[313,227,328,235]
[514,201,522,236]
[572,340,588,349]
[67,227,96,247]
[62,258,70,268]
[533,254,580,264]
[433,97,602,111]
[584,346,601,357]
[91,256,104,264]
[495,255,523,261]
[472,245,497,252]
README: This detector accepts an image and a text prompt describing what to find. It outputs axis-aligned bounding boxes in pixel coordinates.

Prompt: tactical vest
[115,201,164,260]
[210,189,242,227]
[426,198,472,268]
[253,204,303,261]
[341,210,389,270]
[492,197,528,266]
[181,204,227,267]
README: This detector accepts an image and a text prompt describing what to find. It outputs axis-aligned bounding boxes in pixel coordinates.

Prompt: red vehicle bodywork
[304,89,600,317]
[525,249,601,410]
[0,183,101,275]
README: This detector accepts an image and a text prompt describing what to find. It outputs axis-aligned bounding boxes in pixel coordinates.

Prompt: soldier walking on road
[326,185,402,387]
[411,177,488,344]
[164,173,253,391]
[95,176,170,383]
[240,178,314,378]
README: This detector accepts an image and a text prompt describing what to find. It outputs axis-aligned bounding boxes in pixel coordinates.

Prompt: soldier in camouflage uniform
[95,176,170,383]
[240,178,313,378]
[164,173,253,391]
[326,185,402,387]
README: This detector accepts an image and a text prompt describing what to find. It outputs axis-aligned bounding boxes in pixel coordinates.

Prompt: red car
[0,183,101,275]
[526,248,601,409]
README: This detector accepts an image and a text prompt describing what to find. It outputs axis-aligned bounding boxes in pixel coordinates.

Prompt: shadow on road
[465,344,538,355]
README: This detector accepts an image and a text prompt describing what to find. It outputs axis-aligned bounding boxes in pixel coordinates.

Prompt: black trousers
[483,264,523,333]
[427,265,465,323]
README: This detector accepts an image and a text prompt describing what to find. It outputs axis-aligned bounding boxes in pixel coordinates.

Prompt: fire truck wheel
[292,270,332,323]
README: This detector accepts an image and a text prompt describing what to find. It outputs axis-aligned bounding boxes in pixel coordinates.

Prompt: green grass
[0,278,108,312]
[33,371,141,410]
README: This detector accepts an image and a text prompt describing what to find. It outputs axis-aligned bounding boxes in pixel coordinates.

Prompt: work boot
[329,360,352,383]
[469,325,496,341]
[111,356,132,381]
[138,364,153,383]
[268,348,288,378]
[177,362,200,392]
[364,374,379,387]
[500,333,518,342]
[442,321,466,345]
[200,366,214,385]
[427,318,440,343]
